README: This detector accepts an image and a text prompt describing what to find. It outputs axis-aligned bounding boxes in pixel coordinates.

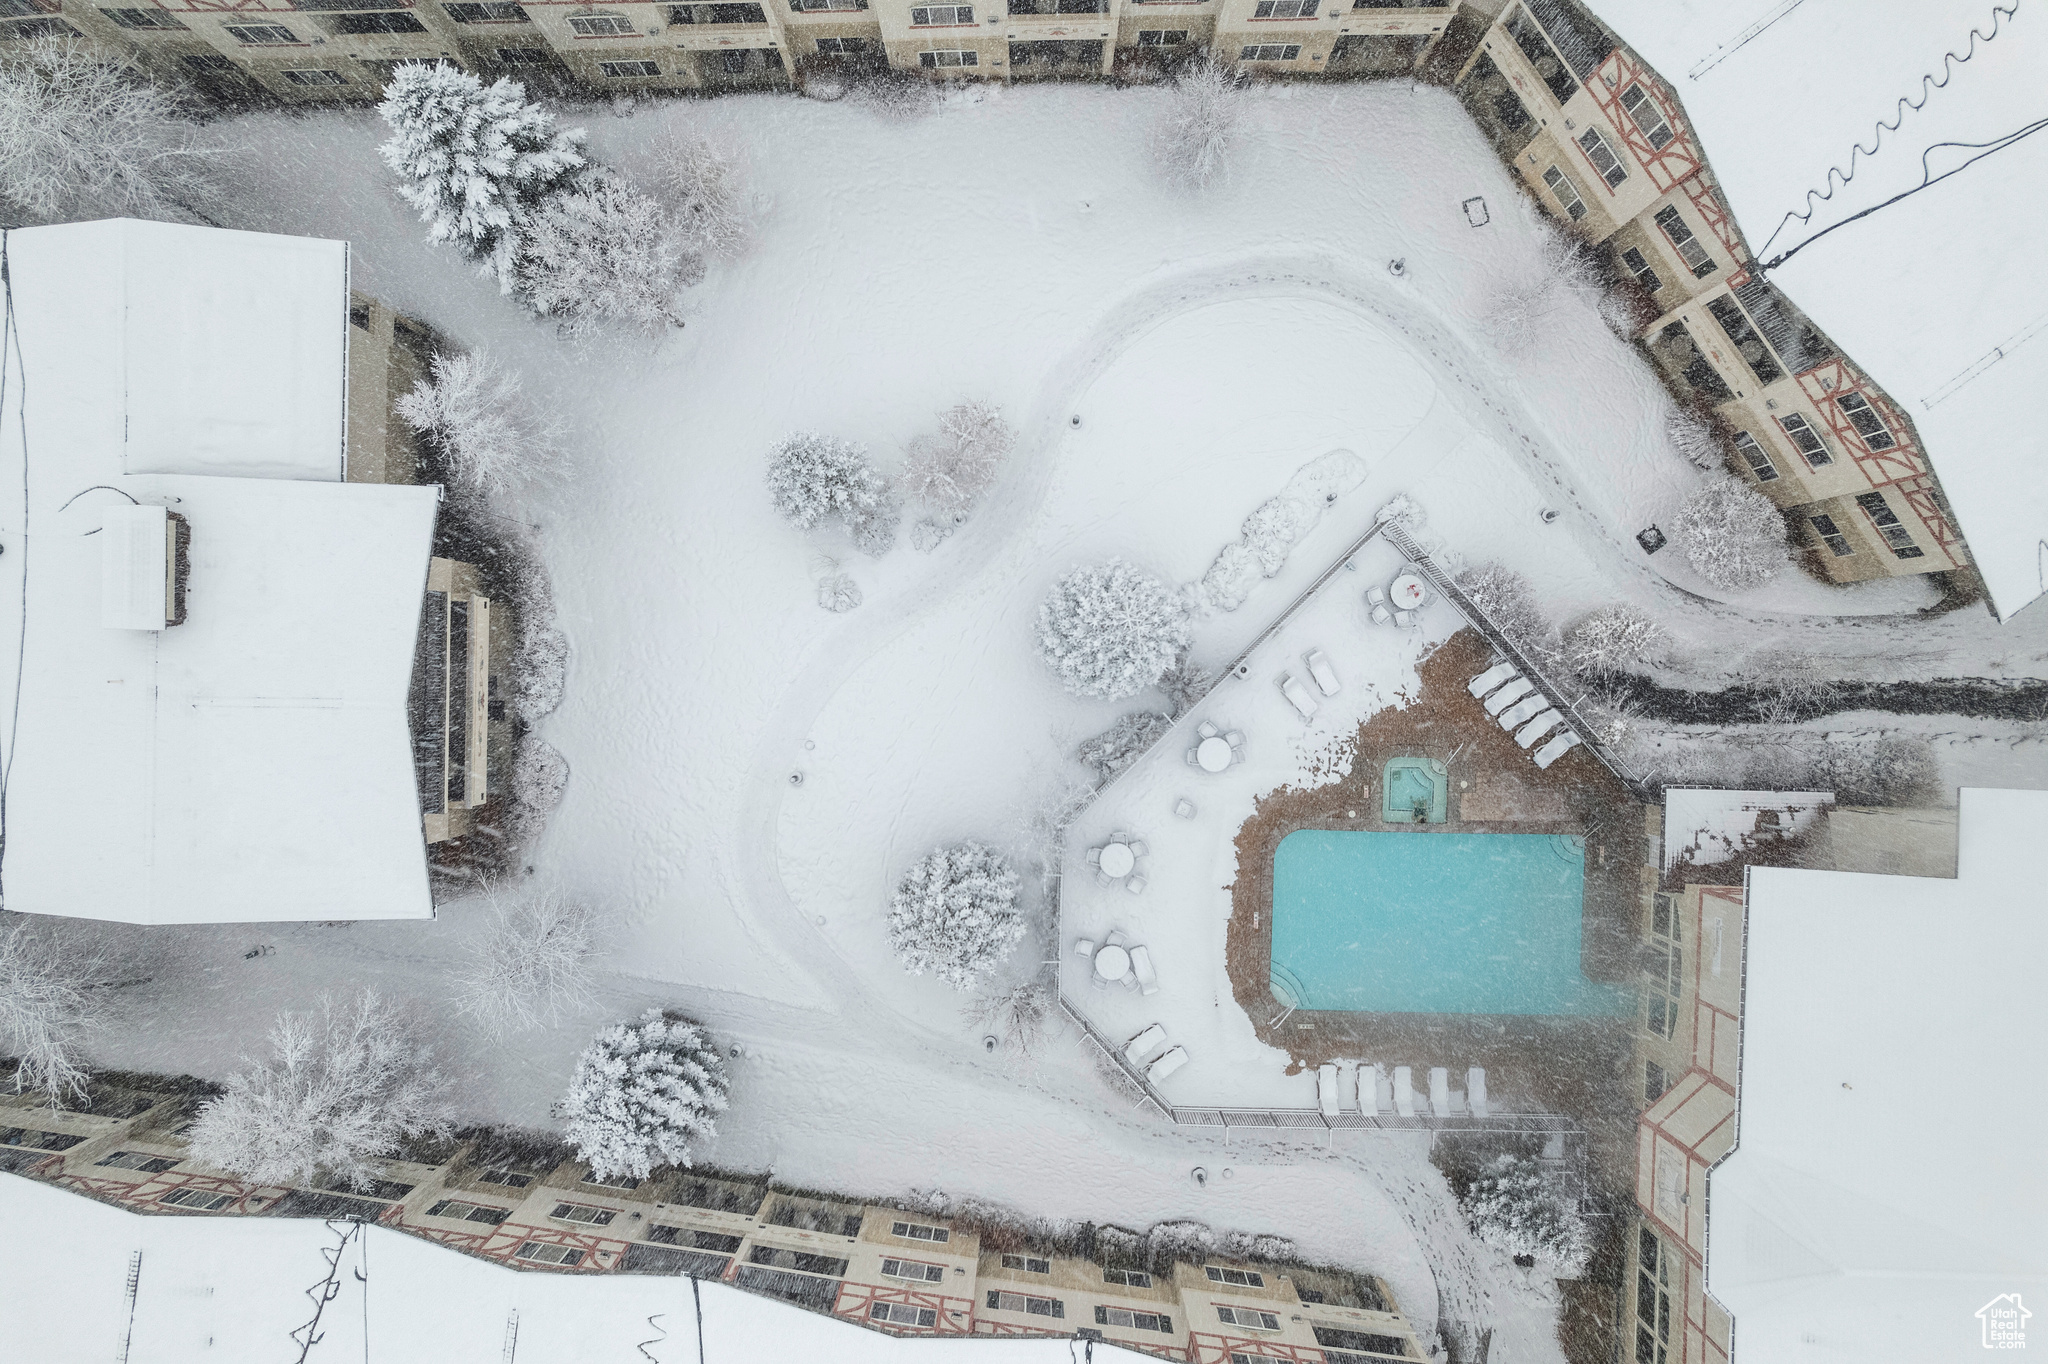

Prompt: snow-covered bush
[1560,606,1669,676]
[1673,476,1786,592]
[850,71,940,121]
[396,350,567,500]
[1221,1230,1298,1264]
[505,735,570,849]
[663,133,751,257]
[1376,493,1424,529]
[187,990,450,1191]
[376,61,585,285]
[962,982,1053,1055]
[1152,55,1245,190]
[888,843,1024,990]
[817,572,863,612]
[0,915,108,1106]
[512,169,697,342]
[1459,1153,1591,1274]
[556,1009,728,1181]
[903,401,1014,521]
[909,518,954,554]
[0,36,226,224]
[1077,711,1172,779]
[1036,560,1191,701]
[1146,1219,1218,1264]
[454,889,598,1038]
[1483,231,1602,351]
[1666,407,1724,472]
[1454,563,1554,660]
[1814,735,1937,807]
[1156,650,1214,717]
[766,433,897,556]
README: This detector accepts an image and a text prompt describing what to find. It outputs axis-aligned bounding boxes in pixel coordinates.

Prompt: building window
[569,11,638,33]
[100,6,188,28]
[1205,1266,1266,1288]
[882,1257,946,1282]
[1576,126,1627,188]
[282,68,350,84]
[1252,0,1316,16]
[986,1290,1065,1317]
[1540,165,1586,221]
[670,0,765,18]
[910,3,970,20]
[96,1151,179,1173]
[1618,82,1673,149]
[514,1242,585,1266]
[1855,492,1923,559]
[1504,3,1574,103]
[0,13,78,35]
[160,1187,234,1211]
[870,1302,939,1327]
[748,1246,851,1276]
[329,10,426,31]
[812,35,866,50]
[0,1125,85,1152]
[581,1171,642,1189]
[1228,1355,1288,1364]
[1619,246,1661,292]
[1096,1306,1174,1332]
[1007,0,1105,11]
[917,47,977,65]
[1636,1227,1674,1364]
[549,1202,617,1226]
[891,1220,950,1243]
[599,58,661,75]
[1808,513,1854,558]
[1732,432,1777,482]
[1705,295,1784,385]
[491,45,550,61]
[1238,43,1299,60]
[1775,412,1831,467]
[1652,205,1715,279]
[1102,1267,1154,1288]
[647,1226,743,1252]
[790,0,866,9]
[446,1,529,18]
[182,52,239,70]
[1835,391,1896,450]
[1217,1305,1283,1331]
[1644,893,1681,1039]
[426,1198,511,1225]
[224,22,300,42]
[1645,1060,1666,1102]
[1135,27,1184,43]
[1000,1254,1051,1274]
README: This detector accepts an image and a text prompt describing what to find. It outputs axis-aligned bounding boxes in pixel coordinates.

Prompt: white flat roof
[1593,2,2048,620]
[0,219,435,923]
[1709,788,2048,1356]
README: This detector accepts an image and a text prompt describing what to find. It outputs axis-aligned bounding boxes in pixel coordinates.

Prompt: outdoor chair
[1515,709,1563,749]
[1393,1066,1416,1118]
[1110,830,1130,844]
[1147,1046,1189,1084]
[1534,731,1582,770]
[1125,874,1147,895]
[1086,846,1101,865]
[1129,945,1159,995]
[1128,839,1148,857]
[1197,720,1219,740]
[1185,747,1203,767]
[1106,929,1129,948]
[1095,870,1115,888]
[1224,730,1244,750]
[1279,673,1318,720]
[1468,1067,1489,1118]
[1468,661,1519,698]
[1123,1024,1166,1064]
[1370,604,1393,626]
[1393,609,1418,628]
[1365,585,1387,607]
[1073,938,1096,960]
[1429,1067,1452,1118]
[1174,798,1196,819]
[1306,650,1341,696]
[1318,1064,1341,1119]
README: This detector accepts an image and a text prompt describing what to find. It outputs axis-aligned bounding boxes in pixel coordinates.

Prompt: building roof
[1591,1,2048,619]
[1708,788,2048,1357]
[0,219,437,924]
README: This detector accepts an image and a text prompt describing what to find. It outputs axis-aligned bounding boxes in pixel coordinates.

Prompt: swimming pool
[1269,829,1632,1016]
[1382,756,1446,824]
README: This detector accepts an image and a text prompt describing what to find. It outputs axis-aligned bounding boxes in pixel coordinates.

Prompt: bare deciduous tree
[962,981,1054,1056]
[904,401,1014,522]
[512,169,698,342]
[662,132,752,258]
[454,888,599,1038]
[0,914,108,1107]
[1151,55,1246,191]
[396,350,568,500]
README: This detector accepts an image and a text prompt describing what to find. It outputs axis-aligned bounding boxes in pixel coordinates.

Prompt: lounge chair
[1467,1067,1489,1118]
[1306,650,1341,696]
[1515,709,1563,749]
[1370,604,1393,626]
[1147,1046,1188,1084]
[1365,585,1387,607]
[1429,1067,1451,1118]
[1498,694,1548,730]
[1174,798,1196,819]
[1533,731,1582,770]
[1317,1064,1341,1119]
[1279,673,1318,720]
[1125,874,1147,896]
[1393,1065,1416,1118]
[1341,1062,1361,1114]
[1124,1024,1166,1065]
[1129,945,1159,994]
[1197,720,1219,740]
[1483,676,1535,716]
[1363,1064,1385,1115]
[1468,662,1519,698]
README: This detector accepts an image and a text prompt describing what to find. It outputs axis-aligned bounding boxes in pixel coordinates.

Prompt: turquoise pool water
[1269,829,1632,1016]
[1382,756,1447,824]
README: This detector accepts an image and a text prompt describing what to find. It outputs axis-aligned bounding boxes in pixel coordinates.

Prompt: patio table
[1197,736,1233,773]
[1093,943,1131,982]
[1099,842,1136,878]
[1389,572,1428,610]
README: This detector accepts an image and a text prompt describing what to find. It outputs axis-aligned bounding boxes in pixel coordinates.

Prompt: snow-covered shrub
[909,518,954,554]
[1814,735,1937,807]
[513,619,569,723]
[903,401,1013,521]
[1147,1219,1218,1264]
[376,61,585,285]
[1241,495,1321,576]
[663,133,751,258]
[1077,711,1173,779]
[1673,476,1786,592]
[0,915,107,1106]
[849,71,940,121]
[1156,650,1214,717]
[817,573,863,612]
[1459,1153,1591,1274]
[766,433,896,556]
[1483,230,1602,351]
[1095,1224,1145,1264]
[1152,55,1245,191]
[1560,606,1668,677]
[454,889,598,1038]
[1376,493,1424,529]
[1036,560,1192,701]
[396,350,567,500]
[1195,450,1366,612]
[188,990,450,1191]
[1222,1230,1298,1264]
[962,982,1054,1056]
[556,1009,728,1181]
[1454,563,1554,660]
[507,734,569,841]
[887,843,1024,990]
[1666,407,1724,472]
[0,36,225,224]
[512,168,697,342]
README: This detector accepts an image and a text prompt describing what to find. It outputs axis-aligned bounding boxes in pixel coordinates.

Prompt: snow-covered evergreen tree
[396,350,566,500]
[1665,406,1724,472]
[766,433,897,555]
[1152,55,1244,190]
[453,889,597,1039]
[1077,710,1172,779]
[187,990,450,1191]
[888,843,1024,991]
[1459,1152,1591,1274]
[556,1009,728,1181]
[376,61,585,286]
[512,168,697,342]
[904,401,1013,521]
[1035,559,1191,701]
[663,132,751,257]
[1673,476,1785,592]
[1560,605,1669,677]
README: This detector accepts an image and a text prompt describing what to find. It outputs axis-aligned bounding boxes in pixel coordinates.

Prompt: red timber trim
[54,1167,282,1216]
[972,1320,1069,1338]
[1588,51,1699,192]
[1679,173,1743,263]
[1894,476,1966,561]
[833,1281,974,1335]
[1689,887,1742,1070]
[472,1219,630,1271]
[1187,1333,1327,1363]
[1794,360,1927,487]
